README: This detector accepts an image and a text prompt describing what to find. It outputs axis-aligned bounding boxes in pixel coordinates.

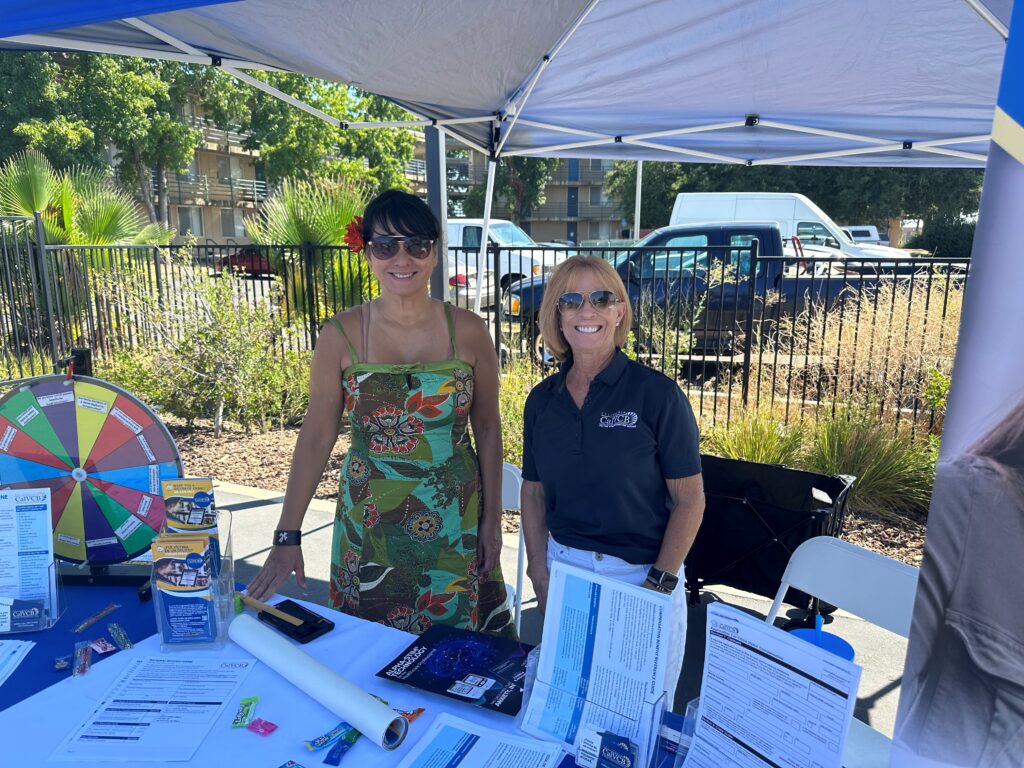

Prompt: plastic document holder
[0,561,65,634]
[520,673,667,768]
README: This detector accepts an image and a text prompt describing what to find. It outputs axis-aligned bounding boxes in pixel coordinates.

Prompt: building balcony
[155,173,268,206]
[491,201,624,221]
[186,115,255,153]
[546,166,610,185]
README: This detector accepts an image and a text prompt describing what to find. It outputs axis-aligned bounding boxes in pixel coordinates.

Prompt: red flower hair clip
[345,216,365,254]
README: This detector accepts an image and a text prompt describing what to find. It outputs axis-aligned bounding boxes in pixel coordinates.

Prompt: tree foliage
[0,52,418,225]
[463,157,560,223]
[606,160,983,236]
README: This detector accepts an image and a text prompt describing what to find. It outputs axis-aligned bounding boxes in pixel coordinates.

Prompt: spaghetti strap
[327,315,360,365]
[361,301,372,364]
[443,302,458,359]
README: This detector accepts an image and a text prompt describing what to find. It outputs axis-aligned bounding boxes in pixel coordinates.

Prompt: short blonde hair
[538,255,632,362]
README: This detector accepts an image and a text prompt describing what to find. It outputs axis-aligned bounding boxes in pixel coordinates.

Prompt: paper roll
[228,614,408,750]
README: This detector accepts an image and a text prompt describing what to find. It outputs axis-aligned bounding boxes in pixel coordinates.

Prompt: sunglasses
[557,290,620,313]
[367,235,435,260]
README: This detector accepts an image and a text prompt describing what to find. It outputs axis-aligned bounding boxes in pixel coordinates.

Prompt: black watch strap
[646,566,679,593]
[273,529,302,546]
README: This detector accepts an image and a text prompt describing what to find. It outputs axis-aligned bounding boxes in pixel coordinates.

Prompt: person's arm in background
[463,310,503,576]
[519,386,552,612]
[246,322,347,601]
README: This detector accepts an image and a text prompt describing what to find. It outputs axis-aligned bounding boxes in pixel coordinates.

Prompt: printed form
[0,488,56,627]
[683,603,861,768]
[397,713,563,768]
[519,561,669,760]
[50,655,254,762]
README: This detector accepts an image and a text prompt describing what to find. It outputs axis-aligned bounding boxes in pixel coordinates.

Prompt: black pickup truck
[503,222,906,356]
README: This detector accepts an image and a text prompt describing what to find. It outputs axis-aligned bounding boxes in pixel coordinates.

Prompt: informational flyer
[377,624,534,716]
[683,603,861,768]
[519,562,669,762]
[0,488,54,631]
[397,713,563,768]
[50,655,254,762]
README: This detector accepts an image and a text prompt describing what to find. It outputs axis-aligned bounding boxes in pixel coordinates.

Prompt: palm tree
[0,150,174,245]
[246,176,374,315]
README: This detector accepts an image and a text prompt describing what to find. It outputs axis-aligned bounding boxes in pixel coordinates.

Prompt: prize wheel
[0,375,183,565]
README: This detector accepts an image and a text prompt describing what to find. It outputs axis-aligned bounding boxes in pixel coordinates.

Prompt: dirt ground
[168,418,926,565]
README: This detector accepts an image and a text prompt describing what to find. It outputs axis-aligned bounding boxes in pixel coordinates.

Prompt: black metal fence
[1,234,967,435]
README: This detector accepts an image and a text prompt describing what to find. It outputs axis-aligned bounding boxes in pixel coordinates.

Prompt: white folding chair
[766,536,920,768]
[501,462,526,634]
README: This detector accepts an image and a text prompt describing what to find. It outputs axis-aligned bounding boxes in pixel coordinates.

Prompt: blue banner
[0,1,236,39]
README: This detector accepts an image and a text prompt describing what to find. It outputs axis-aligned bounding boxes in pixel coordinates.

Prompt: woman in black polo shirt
[520,254,704,705]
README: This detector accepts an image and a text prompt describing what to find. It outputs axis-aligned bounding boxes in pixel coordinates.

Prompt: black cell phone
[256,599,335,643]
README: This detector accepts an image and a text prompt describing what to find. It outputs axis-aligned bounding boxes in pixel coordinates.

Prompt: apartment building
[166,102,267,245]
[443,142,626,244]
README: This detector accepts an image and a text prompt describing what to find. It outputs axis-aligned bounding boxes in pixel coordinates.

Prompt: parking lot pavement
[218,480,905,734]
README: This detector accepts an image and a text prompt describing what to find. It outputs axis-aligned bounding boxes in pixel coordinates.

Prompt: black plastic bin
[684,454,855,610]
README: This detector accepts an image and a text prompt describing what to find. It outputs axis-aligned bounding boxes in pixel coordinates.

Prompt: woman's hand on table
[247,545,306,601]
[477,512,503,576]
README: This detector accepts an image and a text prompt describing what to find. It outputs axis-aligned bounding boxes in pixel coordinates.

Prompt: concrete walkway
[216,480,906,736]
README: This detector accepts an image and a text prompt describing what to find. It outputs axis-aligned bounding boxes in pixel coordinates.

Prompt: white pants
[545,537,687,709]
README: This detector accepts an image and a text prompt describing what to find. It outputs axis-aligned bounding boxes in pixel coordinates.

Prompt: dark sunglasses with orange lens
[556,290,620,313]
[367,235,435,260]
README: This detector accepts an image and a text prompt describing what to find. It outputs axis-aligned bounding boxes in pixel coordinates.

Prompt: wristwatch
[646,566,679,594]
[273,530,302,546]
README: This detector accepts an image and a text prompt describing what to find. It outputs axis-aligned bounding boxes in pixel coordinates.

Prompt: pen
[235,593,304,627]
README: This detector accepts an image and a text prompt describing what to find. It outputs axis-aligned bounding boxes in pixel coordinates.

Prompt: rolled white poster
[228,614,408,750]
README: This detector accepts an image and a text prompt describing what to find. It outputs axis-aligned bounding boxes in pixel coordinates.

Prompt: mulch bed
[168,418,926,564]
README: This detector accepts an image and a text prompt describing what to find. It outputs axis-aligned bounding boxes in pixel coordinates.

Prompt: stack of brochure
[0,639,35,688]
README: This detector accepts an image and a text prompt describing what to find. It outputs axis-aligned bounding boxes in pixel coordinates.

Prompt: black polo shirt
[522,349,701,564]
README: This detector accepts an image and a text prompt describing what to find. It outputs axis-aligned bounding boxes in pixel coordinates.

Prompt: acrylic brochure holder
[0,560,65,634]
[151,508,234,651]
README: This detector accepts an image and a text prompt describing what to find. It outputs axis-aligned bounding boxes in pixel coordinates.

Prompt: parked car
[670,193,905,262]
[504,222,900,358]
[447,219,571,307]
[216,245,274,277]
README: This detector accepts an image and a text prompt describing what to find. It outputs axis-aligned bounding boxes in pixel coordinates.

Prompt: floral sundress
[326,304,514,637]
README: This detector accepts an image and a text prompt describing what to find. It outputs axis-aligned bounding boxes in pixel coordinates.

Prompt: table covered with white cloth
[0,598,524,766]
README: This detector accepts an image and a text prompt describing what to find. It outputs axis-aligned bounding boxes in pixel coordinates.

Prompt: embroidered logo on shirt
[599,411,638,429]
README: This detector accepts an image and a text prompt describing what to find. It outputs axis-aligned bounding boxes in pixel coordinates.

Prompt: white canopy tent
[1,0,1012,166]
[1,0,1013,308]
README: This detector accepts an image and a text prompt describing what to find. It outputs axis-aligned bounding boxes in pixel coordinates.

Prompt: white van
[447,219,569,306]
[669,193,904,261]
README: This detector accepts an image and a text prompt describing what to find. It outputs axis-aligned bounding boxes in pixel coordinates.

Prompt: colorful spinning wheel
[0,375,183,564]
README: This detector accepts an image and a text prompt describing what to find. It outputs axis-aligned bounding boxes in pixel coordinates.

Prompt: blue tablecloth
[0,584,157,712]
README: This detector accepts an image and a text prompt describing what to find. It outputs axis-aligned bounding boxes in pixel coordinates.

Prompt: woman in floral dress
[248,190,513,636]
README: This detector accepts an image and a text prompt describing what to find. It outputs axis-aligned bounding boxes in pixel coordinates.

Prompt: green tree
[605,161,686,230]
[463,157,560,224]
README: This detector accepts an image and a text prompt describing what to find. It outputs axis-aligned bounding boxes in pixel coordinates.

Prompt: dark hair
[970,396,1024,481]
[361,189,440,243]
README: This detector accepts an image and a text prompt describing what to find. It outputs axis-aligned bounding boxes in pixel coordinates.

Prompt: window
[727,234,762,276]
[221,209,245,238]
[462,226,482,248]
[217,156,242,183]
[590,159,607,171]
[639,234,709,278]
[177,207,204,237]
[589,187,603,205]
[796,221,831,243]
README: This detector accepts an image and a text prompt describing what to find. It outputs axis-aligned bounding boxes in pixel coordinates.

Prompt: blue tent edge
[0,0,233,39]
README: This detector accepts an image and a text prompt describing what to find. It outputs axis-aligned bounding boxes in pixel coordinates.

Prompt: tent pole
[633,160,643,240]
[495,0,603,155]
[963,0,1009,38]
[473,160,497,314]
[426,126,449,300]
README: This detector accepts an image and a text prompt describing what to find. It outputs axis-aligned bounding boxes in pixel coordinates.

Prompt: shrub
[905,219,975,259]
[752,276,963,432]
[498,354,543,466]
[804,407,936,520]
[704,408,807,466]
